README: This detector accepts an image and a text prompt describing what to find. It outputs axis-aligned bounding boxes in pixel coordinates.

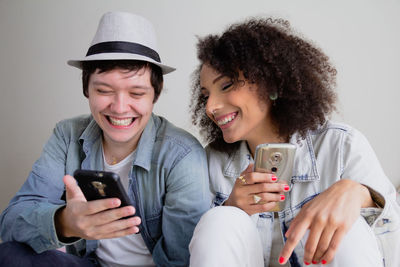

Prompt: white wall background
[1,0,399,212]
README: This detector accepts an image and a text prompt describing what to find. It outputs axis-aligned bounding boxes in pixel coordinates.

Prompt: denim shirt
[206,121,400,267]
[0,113,211,267]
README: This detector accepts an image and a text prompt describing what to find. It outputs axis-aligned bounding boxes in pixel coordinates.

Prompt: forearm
[0,201,67,253]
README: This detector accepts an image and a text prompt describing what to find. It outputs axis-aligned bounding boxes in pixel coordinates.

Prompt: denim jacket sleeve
[341,127,400,266]
[151,145,211,267]
[0,122,80,253]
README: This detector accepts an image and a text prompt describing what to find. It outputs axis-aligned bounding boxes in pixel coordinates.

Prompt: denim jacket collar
[221,132,320,183]
[290,132,320,182]
[78,116,102,149]
[132,114,156,172]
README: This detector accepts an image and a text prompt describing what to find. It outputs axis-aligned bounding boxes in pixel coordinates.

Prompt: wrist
[362,184,385,208]
[55,207,72,239]
[359,184,375,208]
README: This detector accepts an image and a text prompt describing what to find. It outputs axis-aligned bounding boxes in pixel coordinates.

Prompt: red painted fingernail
[304,261,310,265]
[321,260,327,265]
[271,174,277,181]
[284,185,290,191]
[312,260,318,264]
[280,195,285,201]
[279,256,285,264]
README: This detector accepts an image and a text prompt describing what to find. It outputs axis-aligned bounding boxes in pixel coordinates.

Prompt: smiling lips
[107,116,135,127]
[216,112,238,127]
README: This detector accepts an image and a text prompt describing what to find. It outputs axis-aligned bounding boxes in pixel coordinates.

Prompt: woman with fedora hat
[0,11,210,267]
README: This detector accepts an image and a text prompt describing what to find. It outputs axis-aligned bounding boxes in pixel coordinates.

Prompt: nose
[205,92,223,118]
[110,92,130,114]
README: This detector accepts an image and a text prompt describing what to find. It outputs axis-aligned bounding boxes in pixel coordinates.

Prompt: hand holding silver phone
[253,143,296,212]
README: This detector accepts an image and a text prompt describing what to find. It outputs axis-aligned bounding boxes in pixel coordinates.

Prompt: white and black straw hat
[67,11,175,74]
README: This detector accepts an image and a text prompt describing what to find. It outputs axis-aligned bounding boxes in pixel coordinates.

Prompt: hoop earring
[269,91,278,101]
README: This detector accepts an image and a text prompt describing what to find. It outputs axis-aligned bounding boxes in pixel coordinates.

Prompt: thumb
[63,175,86,202]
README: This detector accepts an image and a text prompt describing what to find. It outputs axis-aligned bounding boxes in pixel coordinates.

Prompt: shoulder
[306,121,373,169]
[153,114,205,155]
[54,114,92,141]
[205,144,231,165]
[309,120,365,145]
[55,114,92,129]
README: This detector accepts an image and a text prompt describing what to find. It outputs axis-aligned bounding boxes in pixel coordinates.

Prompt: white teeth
[109,117,133,126]
[217,114,236,126]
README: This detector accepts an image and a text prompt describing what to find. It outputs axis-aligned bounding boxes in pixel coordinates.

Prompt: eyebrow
[91,81,152,90]
[212,75,225,84]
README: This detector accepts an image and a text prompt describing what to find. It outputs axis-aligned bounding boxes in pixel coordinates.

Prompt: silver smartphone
[253,143,296,212]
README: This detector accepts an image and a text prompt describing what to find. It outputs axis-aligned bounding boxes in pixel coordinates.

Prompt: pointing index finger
[279,219,310,265]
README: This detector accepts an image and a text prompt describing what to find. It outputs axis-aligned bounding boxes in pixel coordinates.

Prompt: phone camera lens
[271,167,278,173]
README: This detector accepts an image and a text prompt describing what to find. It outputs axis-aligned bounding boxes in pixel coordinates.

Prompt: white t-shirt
[96,148,155,267]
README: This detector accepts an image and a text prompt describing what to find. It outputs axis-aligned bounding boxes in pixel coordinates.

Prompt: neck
[246,124,288,157]
[102,138,137,165]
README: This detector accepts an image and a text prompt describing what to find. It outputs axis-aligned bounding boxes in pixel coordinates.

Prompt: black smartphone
[73,169,133,208]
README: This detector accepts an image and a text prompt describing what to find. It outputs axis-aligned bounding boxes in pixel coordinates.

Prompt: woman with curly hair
[188,18,400,267]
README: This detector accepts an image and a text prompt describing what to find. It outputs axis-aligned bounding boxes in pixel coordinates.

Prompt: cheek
[133,99,154,115]
[88,96,107,112]
[88,97,97,113]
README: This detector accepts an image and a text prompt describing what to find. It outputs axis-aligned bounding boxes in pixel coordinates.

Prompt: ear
[153,81,163,103]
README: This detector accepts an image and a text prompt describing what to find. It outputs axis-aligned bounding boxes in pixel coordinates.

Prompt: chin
[222,135,240,144]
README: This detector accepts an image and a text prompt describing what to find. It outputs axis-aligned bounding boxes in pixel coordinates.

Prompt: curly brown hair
[190,18,337,153]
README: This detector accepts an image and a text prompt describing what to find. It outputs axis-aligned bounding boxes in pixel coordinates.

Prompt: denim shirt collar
[77,114,157,172]
[131,113,156,171]
[222,141,252,178]
[78,116,102,149]
[222,132,320,183]
[289,132,320,182]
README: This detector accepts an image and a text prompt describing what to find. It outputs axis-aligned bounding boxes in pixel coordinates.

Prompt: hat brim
[67,53,175,74]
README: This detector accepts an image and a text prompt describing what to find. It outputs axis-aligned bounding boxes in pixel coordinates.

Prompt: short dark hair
[190,18,337,153]
[81,60,163,102]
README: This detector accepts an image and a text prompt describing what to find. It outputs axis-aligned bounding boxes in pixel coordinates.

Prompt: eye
[221,81,233,91]
[130,89,147,97]
[130,92,145,97]
[96,89,112,95]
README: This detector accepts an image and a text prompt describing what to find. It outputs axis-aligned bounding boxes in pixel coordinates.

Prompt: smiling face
[200,64,278,152]
[88,67,155,152]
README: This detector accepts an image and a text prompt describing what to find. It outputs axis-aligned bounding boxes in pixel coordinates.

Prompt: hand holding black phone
[73,169,133,208]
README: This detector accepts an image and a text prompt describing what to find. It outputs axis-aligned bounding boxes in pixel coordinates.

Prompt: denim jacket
[206,121,400,267]
[0,114,211,267]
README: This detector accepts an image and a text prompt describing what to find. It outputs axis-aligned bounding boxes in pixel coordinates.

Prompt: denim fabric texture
[0,241,97,267]
[0,113,211,267]
[206,121,400,266]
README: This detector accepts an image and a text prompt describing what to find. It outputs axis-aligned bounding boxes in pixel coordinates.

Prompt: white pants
[189,206,383,267]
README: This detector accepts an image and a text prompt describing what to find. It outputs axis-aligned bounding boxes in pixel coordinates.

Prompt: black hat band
[86,41,161,62]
